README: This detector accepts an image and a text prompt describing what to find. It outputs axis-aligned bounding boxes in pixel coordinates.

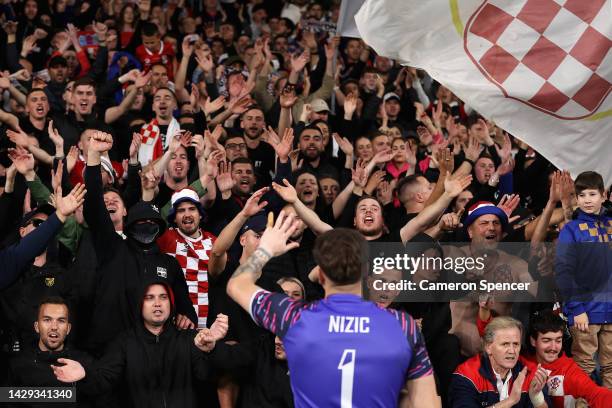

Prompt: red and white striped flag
[356,0,612,184]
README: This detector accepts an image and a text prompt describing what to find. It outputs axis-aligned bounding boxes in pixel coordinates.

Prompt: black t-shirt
[19,117,54,156]
[18,117,56,187]
[246,141,275,188]
[370,228,403,243]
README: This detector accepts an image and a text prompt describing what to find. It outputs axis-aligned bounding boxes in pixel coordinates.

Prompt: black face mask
[129,222,160,246]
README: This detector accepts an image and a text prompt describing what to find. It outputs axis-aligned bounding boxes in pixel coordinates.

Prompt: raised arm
[175,37,194,98]
[272,179,332,235]
[423,148,454,207]
[208,188,269,278]
[531,171,564,247]
[6,127,52,166]
[400,174,472,244]
[226,211,300,312]
[152,129,185,177]
[278,86,297,140]
[0,163,85,289]
[83,131,120,263]
[105,72,150,124]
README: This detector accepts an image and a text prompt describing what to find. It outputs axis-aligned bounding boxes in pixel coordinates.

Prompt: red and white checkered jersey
[520,354,612,408]
[158,228,216,328]
[465,0,611,119]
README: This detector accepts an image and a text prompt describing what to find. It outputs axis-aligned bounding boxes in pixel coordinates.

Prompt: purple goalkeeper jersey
[250,291,433,408]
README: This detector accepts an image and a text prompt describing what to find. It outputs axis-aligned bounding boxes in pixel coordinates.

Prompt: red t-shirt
[135,41,175,80]
[70,158,124,186]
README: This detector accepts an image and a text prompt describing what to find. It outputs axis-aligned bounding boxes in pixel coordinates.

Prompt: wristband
[464,158,475,166]
[530,391,545,407]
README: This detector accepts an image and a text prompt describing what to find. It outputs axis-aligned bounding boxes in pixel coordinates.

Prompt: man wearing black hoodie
[83,130,197,354]
[51,279,241,408]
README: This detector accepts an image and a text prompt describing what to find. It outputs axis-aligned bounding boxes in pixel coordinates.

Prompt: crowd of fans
[0,0,611,407]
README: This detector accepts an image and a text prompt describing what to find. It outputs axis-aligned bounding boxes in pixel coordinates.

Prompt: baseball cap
[20,204,55,228]
[464,201,509,229]
[167,188,204,223]
[310,98,330,113]
[48,55,68,68]
[241,213,268,235]
[383,92,400,102]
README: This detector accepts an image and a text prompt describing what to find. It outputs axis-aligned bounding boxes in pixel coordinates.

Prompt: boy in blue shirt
[555,171,612,388]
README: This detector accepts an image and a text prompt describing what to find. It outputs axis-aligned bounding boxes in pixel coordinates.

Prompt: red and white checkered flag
[138,119,164,165]
[140,120,160,144]
[356,0,612,184]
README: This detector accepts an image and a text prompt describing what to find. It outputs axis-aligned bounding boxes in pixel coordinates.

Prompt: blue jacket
[449,353,549,407]
[555,209,612,325]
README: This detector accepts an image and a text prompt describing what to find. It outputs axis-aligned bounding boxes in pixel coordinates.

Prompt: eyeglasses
[28,218,45,228]
[226,143,247,150]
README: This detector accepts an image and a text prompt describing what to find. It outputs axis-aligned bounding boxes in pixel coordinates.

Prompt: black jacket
[0,261,74,352]
[83,165,196,353]
[237,334,294,408]
[79,279,250,408]
[7,345,93,408]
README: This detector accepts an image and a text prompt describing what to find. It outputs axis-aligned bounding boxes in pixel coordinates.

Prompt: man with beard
[240,107,275,186]
[208,157,259,224]
[83,130,196,354]
[51,281,236,408]
[158,188,218,329]
[7,297,93,407]
[229,157,257,202]
[296,125,337,177]
[211,148,292,225]
[445,202,536,358]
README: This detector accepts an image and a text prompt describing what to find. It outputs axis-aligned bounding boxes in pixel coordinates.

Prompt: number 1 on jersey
[338,349,356,408]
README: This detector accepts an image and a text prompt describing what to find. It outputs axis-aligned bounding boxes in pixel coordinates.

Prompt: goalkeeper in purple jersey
[227,211,440,408]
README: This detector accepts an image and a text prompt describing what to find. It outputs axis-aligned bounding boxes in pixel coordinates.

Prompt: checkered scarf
[137,117,181,165]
